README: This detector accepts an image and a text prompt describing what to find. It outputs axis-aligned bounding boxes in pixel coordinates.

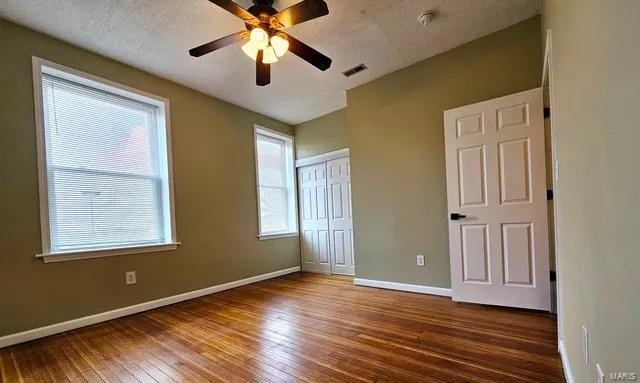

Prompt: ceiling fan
[189,0,332,86]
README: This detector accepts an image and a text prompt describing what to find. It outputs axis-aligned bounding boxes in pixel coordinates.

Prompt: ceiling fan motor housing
[246,2,278,31]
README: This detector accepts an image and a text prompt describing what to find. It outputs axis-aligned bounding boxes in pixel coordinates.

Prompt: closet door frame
[296,149,355,276]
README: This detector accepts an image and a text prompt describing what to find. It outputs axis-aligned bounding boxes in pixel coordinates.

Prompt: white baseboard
[559,339,575,383]
[0,266,301,349]
[354,278,452,297]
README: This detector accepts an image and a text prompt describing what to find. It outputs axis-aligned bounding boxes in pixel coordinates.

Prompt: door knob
[450,213,467,221]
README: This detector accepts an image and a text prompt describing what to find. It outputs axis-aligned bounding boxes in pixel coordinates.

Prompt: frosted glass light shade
[270,35,289,57]
[262,46,279,64]
[241,41,259,60]
[249,28,269,50]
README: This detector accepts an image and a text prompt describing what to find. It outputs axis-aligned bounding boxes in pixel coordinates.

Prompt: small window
[254,126,298,239]
[33,58,177,262]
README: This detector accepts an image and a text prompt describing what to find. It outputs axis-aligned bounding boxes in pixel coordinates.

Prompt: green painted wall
[0,19,300,337]
[294,109,348,159]
[346,17,543,287]
[543,0,640,380]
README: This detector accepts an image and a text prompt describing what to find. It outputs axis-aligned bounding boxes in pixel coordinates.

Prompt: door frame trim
[295,148,349,168]
[542,28,564,348]
[297,152,356,276]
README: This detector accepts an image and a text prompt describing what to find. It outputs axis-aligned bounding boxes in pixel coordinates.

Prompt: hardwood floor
[0,273,564,382]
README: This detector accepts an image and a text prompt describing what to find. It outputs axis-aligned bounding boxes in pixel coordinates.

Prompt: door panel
[461,224,490,283]
[497,103,529,130]
[333,231,346,265]
[502,223,534,286]
[298,163,330,273]
[331,183,344,218]
[499,138,531,204]
[457,145,487,206]
[318,230,330,263]
[456,114,484,137]
[302,230,313,262]
[444,88,550,310]
[327,157,355,275]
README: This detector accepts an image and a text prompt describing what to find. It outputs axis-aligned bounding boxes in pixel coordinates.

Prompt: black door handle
[450,213,467,221]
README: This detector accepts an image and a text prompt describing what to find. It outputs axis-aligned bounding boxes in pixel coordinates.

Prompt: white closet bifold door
[298,163,331,273]
[327,157,355,276]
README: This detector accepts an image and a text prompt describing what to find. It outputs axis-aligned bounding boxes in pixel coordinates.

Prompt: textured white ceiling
[0,0,541,124]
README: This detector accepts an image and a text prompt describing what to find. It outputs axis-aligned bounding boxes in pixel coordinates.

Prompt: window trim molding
[31,56,178,262]
[36,243,182,263]
[253,124,299,239]
[257,232,299,241]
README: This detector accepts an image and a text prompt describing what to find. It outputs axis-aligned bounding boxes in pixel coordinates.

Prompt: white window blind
[255,128,297,236]
[40,70,174,254]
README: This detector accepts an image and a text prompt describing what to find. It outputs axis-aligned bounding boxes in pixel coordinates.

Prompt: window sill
[257,232,299,241]
[35,242,181,263]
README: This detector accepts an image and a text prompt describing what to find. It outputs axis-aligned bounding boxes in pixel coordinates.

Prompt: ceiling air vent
[342,64,368,78]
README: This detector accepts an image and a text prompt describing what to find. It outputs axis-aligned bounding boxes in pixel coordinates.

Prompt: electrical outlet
[596,363,604,383]
[125,271,137,285]
[417,255,425,266]
[582,325,589,366]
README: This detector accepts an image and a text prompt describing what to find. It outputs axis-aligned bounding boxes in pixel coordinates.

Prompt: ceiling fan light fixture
[241,41,259,60]
[249,27,269,50]
[189,0,333,86]
[270,34,289,57]
[262,46,279,64]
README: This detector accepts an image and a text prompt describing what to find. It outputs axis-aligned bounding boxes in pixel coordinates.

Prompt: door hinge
[547,189,553,200]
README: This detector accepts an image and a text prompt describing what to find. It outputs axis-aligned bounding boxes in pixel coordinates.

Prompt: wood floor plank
[46,339,88,383]
[33,341,71,383]
[82,327,160,383]
[189,296,457,382]
[204,290,552,382]
[57,335,105,383]
[0,352,22,383]
[212,292,560,381]
[0,273,564,382]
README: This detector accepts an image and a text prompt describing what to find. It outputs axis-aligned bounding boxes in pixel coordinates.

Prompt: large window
[33,58,177,262]
[254,126,297,239]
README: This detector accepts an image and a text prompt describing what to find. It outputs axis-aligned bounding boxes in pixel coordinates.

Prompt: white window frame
[32,57,179,263]
[253,125,298,240]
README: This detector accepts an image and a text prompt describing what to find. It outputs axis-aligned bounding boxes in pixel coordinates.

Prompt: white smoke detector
[418,11,434,26]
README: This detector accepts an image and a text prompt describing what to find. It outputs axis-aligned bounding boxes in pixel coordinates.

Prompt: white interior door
[327,157,355,276]
[298,163,331,273]
[444,88,550,310]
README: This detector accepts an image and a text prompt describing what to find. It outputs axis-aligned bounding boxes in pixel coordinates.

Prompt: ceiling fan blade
[256,50,271,86]
[207,0,258,23]
[189,31,247,57]
[271,0,329,29]
[282,33,332,71]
